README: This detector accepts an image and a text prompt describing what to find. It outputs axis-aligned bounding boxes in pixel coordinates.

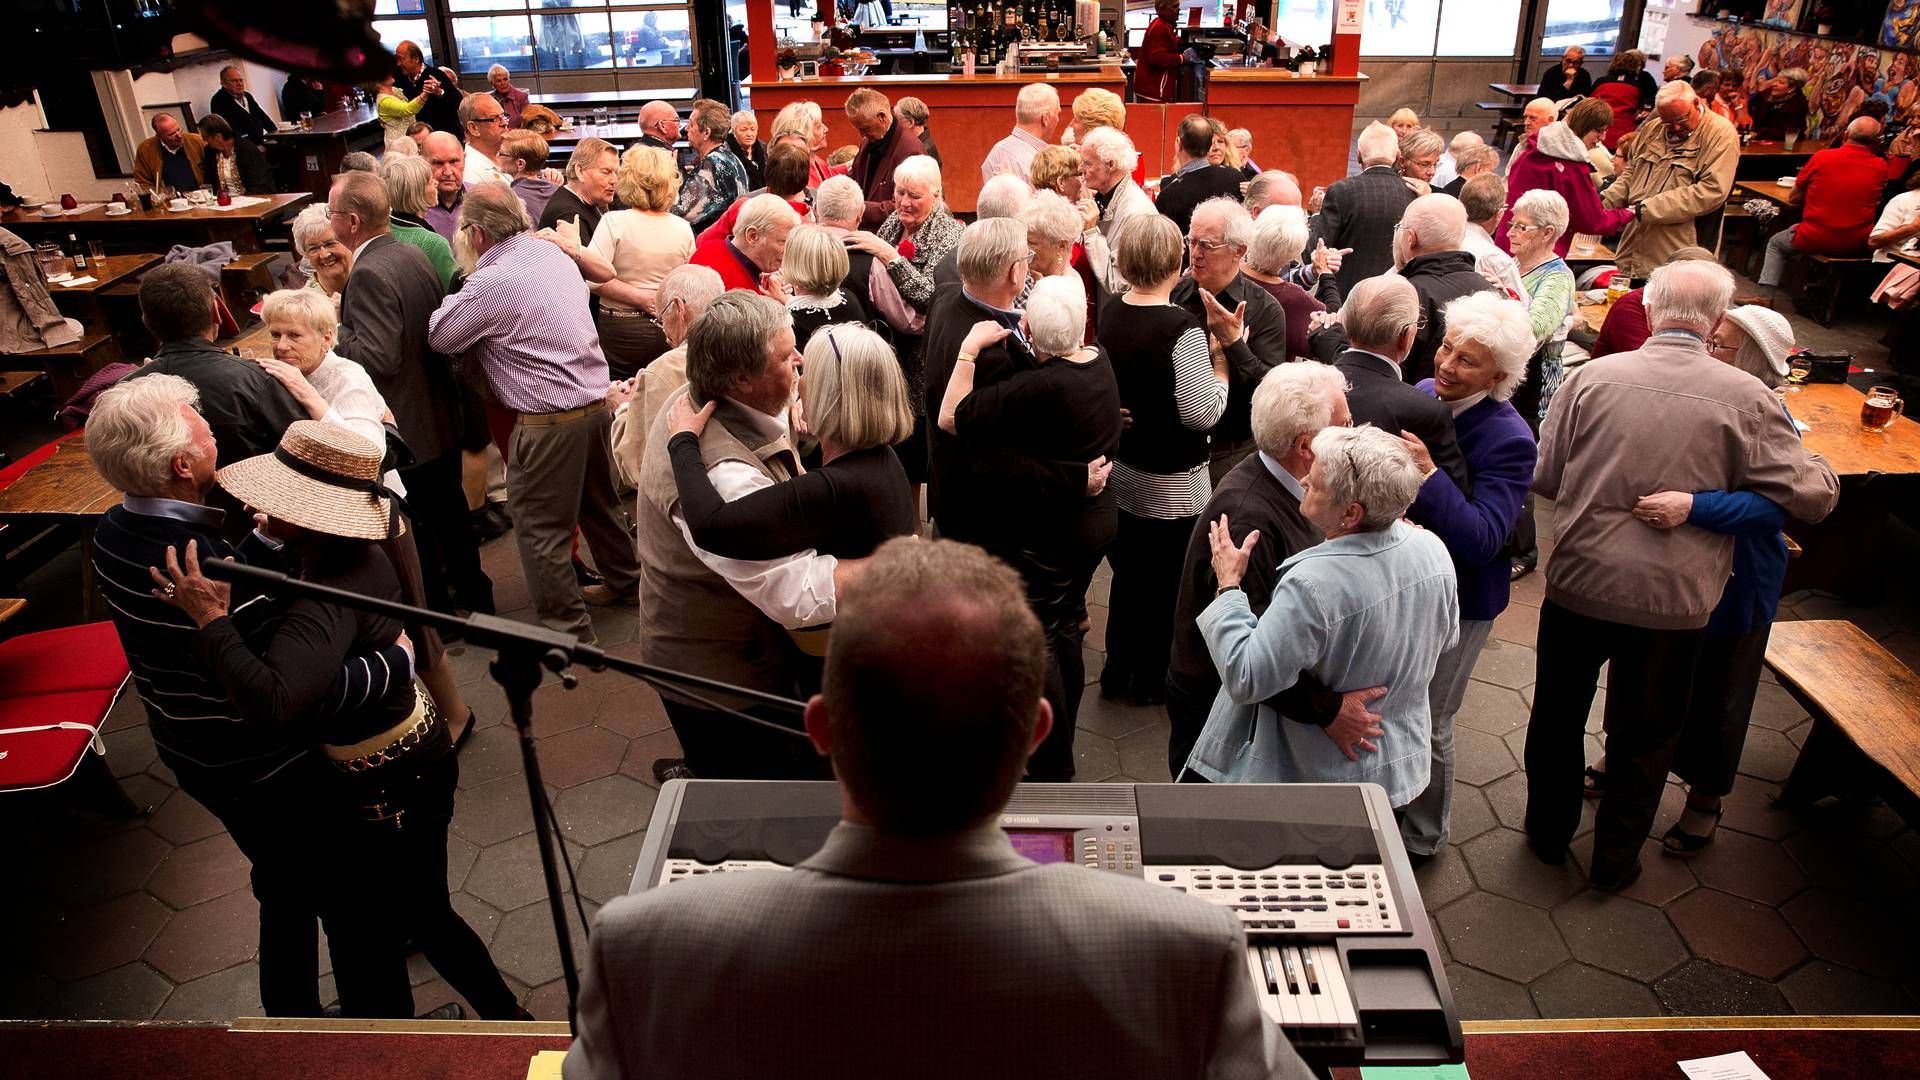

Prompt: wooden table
[0,598,23,626]
[1563,239,1615,268]
[1577,300,1609,335]
[1738,140,1813,179]
[1782,381,1920,597]
[0,194,310,254]
[1736,179,1796,205]
[263,108,384,199]
[1488,82,1540,99]
[227,321,274,360]
[47,253,162,334]
[0,435,120,619]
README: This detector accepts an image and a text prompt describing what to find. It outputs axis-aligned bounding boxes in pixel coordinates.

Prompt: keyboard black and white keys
[631,780,1463,1071]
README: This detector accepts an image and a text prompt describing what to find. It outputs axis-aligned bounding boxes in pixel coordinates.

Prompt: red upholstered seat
[0,621,131,696]
[0,622,131,793]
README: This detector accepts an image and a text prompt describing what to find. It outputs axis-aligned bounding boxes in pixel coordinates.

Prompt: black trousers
[595,311,669,382]
[176,753,335,1016]
[398,451,494,615]
[1164,668,1218,779]
[330,746,519,1020]
[662,697,830,780]
[1011,540,1105,783]
[1672,625,1772,798]
[1103,511,1198,693]
[1523,600,1705,877]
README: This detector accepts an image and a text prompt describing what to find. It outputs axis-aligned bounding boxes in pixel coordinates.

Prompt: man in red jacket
[1746,117,1886,303]
[844,88,921,229]
[1135,0,1185,103]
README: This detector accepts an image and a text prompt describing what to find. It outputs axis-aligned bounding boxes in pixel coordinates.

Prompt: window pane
[1269,0,1339,49]
[453,15,535,72]
[539,8,615,69]
[373,17,433,63]
[373,0,427,15]
[613,9,694,67]
[1359,0,1438,56]
[1542,0,1625,58]
[1436,0,1519,54]
[448,0,525,9]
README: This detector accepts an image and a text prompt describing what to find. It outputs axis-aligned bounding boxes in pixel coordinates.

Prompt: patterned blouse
[674,145,749,237]
[875,205,965,408]
[1521,256,1576,423]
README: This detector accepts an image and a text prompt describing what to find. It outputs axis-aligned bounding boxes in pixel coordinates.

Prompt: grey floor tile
[1550,891,1689,981]
[1654,959,1793,1017]
[1529,961,1664,1019]
[1436,891,1569,983]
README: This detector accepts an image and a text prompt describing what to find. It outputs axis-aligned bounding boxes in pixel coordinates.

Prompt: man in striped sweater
[87,374,413,1016]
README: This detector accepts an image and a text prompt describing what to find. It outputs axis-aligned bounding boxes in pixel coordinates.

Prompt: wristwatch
[1215,582,1241,598]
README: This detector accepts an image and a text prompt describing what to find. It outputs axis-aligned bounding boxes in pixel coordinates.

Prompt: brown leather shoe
[581,583,637,607]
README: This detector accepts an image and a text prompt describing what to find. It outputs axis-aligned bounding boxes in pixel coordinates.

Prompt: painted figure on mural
[1884,0,1920,52]
[1763,0,1800,29]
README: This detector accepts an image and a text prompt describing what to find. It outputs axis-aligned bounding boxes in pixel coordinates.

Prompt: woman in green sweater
[377,155,458,290]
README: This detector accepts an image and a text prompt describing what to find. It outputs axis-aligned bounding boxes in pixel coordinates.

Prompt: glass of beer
[1862,386,1904,431]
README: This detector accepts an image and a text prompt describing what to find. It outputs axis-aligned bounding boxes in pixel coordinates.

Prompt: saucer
[105,206,132,216]
[167,204,194,212]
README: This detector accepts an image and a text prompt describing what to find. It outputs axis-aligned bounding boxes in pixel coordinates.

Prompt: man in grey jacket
[565,538,1312,1080]
[1523,260,1837,890]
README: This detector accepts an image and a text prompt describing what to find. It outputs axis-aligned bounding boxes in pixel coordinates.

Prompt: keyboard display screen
[1006,830,1076,864]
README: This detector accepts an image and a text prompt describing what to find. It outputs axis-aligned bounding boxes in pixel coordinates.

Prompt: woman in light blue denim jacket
[1186,425,1460,806]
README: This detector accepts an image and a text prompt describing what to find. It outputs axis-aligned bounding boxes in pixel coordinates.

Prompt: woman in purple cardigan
[1497,99,1638,257]
[1393,293,1541,861]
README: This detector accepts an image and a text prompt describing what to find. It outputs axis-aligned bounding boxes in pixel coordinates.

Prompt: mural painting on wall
[1697,22,1916,140]
[1888,0,1920,50]
[1762,0,1802,30]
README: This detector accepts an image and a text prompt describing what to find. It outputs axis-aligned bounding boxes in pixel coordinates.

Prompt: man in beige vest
[634,291,858,781]
[608,263,725,491]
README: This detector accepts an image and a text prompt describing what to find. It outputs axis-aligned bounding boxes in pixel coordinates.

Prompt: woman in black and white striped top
[1095,214,1233,706]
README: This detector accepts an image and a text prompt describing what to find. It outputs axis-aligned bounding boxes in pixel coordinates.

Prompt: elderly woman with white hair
[1077,125,1157,294]
[1019,190,1099,337]
[1239,205,1326,361]
[291,203,353,298]
[1392,292,1540,859]
[726,108,767,190]
[1589,304,1798,857]
[1507,188,1578,427]
[1188,425,1460,800]
[378,154,457,289]
[937,273,1122,780]
[1397,128,1446,196]
[247,287,478,749]
[770,99,840,189]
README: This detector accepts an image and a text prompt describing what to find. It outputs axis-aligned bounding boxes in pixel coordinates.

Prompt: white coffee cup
[168,198,191,211]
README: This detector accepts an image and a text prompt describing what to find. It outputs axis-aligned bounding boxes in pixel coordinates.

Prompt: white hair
[1654,79,1699,109]
[384,137,419,157]
[1251,361,1348,458]
[956,217,1029,290]
[893,153,943,196]
[731,109,755,126]
[1024,274,1087,358]
[733,192,801,243]
[261,287,339,341]
[1191,197,1252,247]
[1015,83,1060,125]
[1343,275,1420,353]
[1079,125,1139,175]
[1356,122,1400,167]
[1447,130,1485,155]
[1310,425,1425,531]
[1644,260,1735,336]
[1021,189,1082,244]
[1401,192,1467,251]
[1246,205,1310,276]
[977,173,1034,221]
[814,174,864,227]
[1513,188,1570,242]
[488,63,509,80]
[1525,97,1556,119]
[1228,127,1252,150]
[291,203,333,252]
[1439,293,1534,402]
[85,373,204,497]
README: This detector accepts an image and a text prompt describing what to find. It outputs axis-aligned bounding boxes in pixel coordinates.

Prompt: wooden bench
[1476,101,1526,150]
[1,334,121,401]
[1766,619,1920,828]
[220,251,292,323]
[1796,254,1877,327]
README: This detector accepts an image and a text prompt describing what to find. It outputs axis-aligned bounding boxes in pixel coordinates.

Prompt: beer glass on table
[1862,386,1905,431]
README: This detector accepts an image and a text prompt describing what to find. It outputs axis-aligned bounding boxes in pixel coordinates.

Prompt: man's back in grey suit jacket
[1335,349,1471,497]
[565,822,1312,1080]
[1313,165,1416,297]
[332,232,460,463]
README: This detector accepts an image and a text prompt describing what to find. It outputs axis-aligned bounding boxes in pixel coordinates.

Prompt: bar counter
[745,68,1364,213]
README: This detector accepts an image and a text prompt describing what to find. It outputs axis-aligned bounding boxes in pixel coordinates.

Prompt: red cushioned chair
[0,621,140,816]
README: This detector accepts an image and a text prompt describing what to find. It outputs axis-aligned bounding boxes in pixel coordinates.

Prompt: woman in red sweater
[1134,0,1184,104]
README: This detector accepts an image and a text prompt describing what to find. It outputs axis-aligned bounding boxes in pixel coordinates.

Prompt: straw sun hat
[216,421,405,542]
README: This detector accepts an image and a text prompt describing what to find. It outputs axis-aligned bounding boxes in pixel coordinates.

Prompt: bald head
[1395,193,1467,267]
[1245,170,1302,214]
[1645,259,1734,336]
[640,100,681,145]
[1848,116,1884,145]
[1343,275,1420,358]
[1523,98,1556,136]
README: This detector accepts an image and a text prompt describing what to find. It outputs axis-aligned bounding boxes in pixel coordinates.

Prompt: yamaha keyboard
[629,780,1464,1070]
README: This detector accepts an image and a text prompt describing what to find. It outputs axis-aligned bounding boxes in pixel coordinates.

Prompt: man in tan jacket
[132,113,208,194]
[1521,260,1837,891]
[1602,80,1739,280]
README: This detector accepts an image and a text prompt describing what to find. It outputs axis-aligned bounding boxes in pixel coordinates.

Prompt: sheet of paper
[54,275,97,287]
[1678,1050,1772,1080]
[525,1049,567,1080]
[1360,1065,1469,1080]
[205,195,269,212]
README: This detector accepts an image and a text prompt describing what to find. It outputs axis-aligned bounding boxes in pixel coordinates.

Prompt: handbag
[1797,352,1851,384]
[1871,261,1920,312]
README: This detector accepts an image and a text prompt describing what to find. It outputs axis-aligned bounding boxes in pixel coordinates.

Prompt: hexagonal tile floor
[4,497,1916,1024]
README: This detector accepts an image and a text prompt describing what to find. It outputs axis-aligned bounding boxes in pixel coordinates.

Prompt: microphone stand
[201,559,807,1034]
